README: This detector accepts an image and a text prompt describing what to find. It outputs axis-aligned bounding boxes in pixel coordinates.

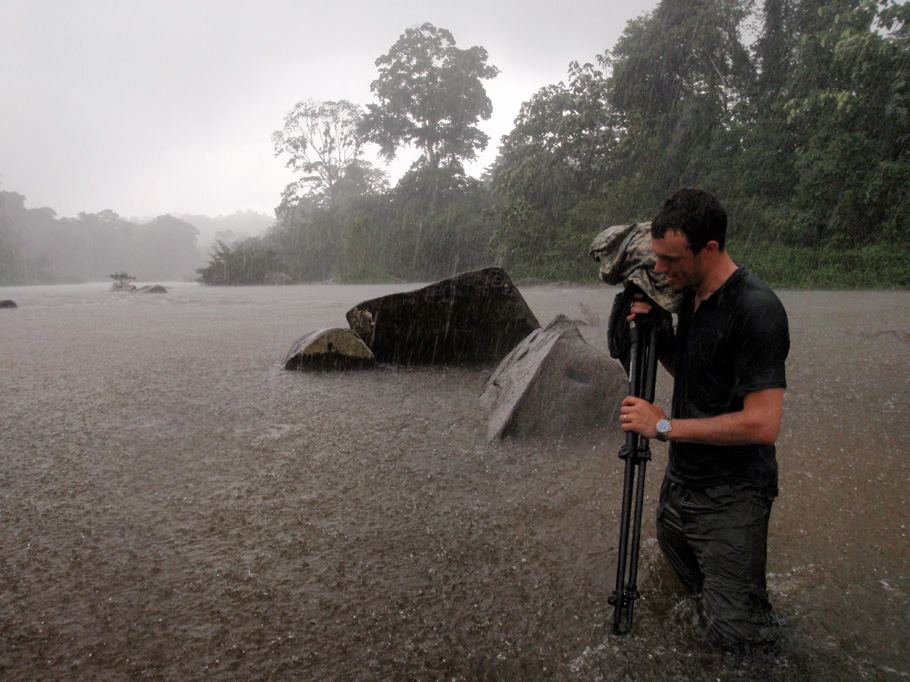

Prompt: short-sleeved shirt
[668,267,789,496]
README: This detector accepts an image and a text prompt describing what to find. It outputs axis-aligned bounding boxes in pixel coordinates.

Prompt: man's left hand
[619,397,666,439]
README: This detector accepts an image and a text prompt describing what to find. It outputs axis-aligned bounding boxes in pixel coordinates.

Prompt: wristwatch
[655,418,672,442]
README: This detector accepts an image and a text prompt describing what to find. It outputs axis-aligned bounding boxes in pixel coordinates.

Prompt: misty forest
[2,0,908,288]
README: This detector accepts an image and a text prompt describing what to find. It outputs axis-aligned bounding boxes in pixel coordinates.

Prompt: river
[1,281,907,680]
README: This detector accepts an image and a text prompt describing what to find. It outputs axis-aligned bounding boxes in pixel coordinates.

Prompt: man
[619,188,790,648]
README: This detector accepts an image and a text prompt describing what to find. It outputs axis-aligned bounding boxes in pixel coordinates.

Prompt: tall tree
[755,0,793,99]
[495,60,617,194]
[358,23,499,171]
[607,0,753,210]
[783,0,910,245]
[723,0,799,238]
[273,99,375,214]
[490,59,618,277]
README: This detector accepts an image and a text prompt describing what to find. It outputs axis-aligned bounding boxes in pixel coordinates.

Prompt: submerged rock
[346,267,539,365]
[480,315,627,440]
[0,300,17,309]
[284,327,376,371]
[137,285,168,294]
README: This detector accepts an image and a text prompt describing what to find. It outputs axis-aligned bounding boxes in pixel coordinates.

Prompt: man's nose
[654,258,667,273]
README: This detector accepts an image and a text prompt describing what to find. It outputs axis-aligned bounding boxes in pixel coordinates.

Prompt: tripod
[609,298,660,635]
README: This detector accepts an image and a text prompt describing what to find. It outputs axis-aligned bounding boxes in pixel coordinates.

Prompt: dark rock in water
[111,282,136,292]
[138,285,168,294]
[480,315,627,440]
[0,300,17,309]
[346,267,539,365]
[284,327,376,371]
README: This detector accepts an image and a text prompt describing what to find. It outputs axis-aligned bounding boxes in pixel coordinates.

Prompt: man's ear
[702,240,720,255]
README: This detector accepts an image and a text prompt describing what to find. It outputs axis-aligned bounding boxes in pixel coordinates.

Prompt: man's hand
[620,396,666,439]
[626,299,653,322]
[625,296,676,377]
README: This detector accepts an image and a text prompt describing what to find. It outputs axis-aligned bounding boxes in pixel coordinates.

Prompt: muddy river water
[1,282,907,680]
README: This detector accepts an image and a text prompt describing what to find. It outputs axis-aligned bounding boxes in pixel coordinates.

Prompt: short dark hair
[651,188,727,252]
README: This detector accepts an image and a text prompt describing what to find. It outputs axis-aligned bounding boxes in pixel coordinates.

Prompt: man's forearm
[620,389,784,446]
[670,388,784,446]
[669,410,777,447]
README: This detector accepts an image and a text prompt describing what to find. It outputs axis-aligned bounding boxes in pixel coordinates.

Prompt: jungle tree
[490,59,618,277]
[273,99,378,214]
[358,22,499,172]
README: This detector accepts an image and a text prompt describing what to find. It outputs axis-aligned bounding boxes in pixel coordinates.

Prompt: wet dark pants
[656,477,778,648]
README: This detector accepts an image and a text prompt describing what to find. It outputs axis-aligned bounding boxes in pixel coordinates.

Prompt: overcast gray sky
[1,0,658,219]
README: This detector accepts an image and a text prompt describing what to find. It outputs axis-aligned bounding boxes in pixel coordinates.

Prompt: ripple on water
[0,284,908,679]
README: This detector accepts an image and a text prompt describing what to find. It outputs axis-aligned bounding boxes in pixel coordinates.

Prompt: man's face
[651,229,702,291]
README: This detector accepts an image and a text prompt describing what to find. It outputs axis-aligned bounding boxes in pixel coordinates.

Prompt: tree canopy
[358,22,500,171]
[188,5,910,288]
[5,6,906,289]
[273,99,386,215]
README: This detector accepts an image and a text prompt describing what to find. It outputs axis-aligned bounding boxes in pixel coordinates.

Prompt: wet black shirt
[668,268,789,496]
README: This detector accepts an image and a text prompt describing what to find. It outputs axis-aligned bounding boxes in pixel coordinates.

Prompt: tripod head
[609,283,670,374]
[624,282,664,320]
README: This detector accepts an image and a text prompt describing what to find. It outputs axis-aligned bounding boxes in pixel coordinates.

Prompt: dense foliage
[489,0,909,280]
[195,3,907,288]
[358,22,500,171]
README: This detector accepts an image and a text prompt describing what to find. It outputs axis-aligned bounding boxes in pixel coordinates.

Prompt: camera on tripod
[589,221,678,635]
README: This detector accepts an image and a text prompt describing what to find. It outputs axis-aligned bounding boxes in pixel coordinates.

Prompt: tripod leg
[624,458,648,631]
[641,323,660,404]
[612,319,661,634]
[611,438,637,634]
[611,319,645,634]
[622,323,660,631]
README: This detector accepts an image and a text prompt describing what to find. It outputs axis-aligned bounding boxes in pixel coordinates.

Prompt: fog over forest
[1,0,907,288]
[0,196,273,283]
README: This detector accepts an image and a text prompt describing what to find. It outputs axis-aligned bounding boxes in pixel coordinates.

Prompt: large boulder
[0,300,17,309]
[284,327,376,371]
[480,315,627,440]
[346,267,540,365]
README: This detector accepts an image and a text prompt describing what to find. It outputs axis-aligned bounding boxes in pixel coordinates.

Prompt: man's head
[650,188,728,292]
[651,188,727,252]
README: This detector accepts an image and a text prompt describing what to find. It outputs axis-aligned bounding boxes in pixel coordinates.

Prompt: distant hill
[0,191,203,283]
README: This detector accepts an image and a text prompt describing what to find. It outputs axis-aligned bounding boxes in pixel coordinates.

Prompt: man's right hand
[626,299,653,322]
[626,297,676,377]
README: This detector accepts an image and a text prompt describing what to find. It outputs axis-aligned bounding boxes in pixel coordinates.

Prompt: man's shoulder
[732,269,786,314]
[729,270,790,348]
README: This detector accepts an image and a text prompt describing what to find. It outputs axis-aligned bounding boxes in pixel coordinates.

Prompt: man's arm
[620,388,784,446]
